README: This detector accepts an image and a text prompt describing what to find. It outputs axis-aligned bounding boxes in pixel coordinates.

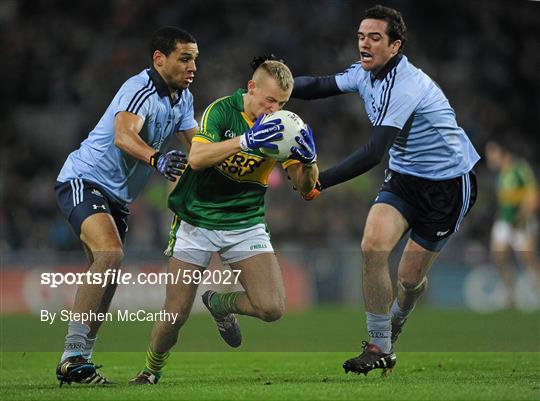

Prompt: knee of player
[92,248,124,269]
[398,276,428,293]
[361,236,390,257]
[256,300,285,322]
[163,303,191,325]
[171,312,190,328]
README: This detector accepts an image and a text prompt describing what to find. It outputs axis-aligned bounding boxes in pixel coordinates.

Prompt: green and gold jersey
[497,158,537,225]
[168,88,298,230]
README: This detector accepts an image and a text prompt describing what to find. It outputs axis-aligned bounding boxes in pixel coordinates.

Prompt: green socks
[145,345,169,377]
[210,291,243,316]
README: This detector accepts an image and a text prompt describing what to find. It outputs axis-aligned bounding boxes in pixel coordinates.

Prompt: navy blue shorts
[55,179,130,242]
[373,170,477,252]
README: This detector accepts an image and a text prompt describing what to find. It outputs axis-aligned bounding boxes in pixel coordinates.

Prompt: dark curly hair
[250,54,286,71]
[364,5,407,52]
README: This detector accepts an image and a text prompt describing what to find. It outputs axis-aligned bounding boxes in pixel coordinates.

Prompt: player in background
[292,5,480,375]
[54,27,199,386]
[129,59,318,385]
[485,139,539,307]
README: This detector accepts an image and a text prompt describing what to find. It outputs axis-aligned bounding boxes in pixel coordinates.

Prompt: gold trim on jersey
[164,214,181,257]
[200,95,229,132]
[192,136,213,144]
[241,112,254,128]
[282,159,301,169]
[498,186,536,205]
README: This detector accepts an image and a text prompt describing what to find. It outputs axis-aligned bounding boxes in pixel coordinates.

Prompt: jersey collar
[231,88,247,111]
[371,53,403,83]
[148,67,183,105]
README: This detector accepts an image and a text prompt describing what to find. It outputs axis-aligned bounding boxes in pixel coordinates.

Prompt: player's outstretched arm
[318,125,399,191]
[292,76,343,100]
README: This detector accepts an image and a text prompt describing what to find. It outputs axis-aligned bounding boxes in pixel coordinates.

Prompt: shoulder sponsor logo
[223,130,236,139]
[91,189,103,197]
[92,204,107,210]
[436,229,450,237]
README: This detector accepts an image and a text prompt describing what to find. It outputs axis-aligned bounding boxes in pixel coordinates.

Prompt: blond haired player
[130,59,318,384]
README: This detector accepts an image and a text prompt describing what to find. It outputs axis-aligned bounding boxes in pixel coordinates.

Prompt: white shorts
[165,219,274,269]
[491,219,538,251]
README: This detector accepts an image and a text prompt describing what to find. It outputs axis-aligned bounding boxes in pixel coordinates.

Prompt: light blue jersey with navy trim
[58,68,197,203]
[335,55,480,180]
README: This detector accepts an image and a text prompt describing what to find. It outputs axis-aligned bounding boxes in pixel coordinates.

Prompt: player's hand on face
[290,125,317,164]
[154,150,188,182]
[240,114,284,151]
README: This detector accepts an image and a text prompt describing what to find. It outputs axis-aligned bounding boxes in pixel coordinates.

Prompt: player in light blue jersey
[292,5,479,376]
[54,27,199,386]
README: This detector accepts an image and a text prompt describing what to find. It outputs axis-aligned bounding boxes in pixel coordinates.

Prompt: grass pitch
[1,307,539,400]
[1,352,538,400]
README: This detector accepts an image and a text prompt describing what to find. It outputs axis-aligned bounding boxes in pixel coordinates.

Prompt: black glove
[150,150,187,182]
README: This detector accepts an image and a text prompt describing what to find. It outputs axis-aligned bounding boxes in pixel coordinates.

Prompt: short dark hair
[363,5,407,53]
[250,54,286,71]
[150,27,196,60]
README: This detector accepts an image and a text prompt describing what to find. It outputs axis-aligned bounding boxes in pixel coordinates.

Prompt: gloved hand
[290,125,317,164]
[301,179,322,201]
[150,150,187,182]
[240,114,284,151]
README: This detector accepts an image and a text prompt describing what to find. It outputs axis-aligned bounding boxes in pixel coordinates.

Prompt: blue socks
[61,321,90,362]
[391,298,414,325]
[365,312,391,353]
[82,336,97,361]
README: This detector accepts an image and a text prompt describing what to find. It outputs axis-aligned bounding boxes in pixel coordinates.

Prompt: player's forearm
[176,127,198,154]
[292,76,342,99]
[319,149,381,189]
[295,163,319,194]
[114,112,156,165]
[114,128,157,165]
[189,138,242,170]
[319,125,399,190]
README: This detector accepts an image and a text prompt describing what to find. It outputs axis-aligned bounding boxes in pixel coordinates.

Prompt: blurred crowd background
[1,0,539,308]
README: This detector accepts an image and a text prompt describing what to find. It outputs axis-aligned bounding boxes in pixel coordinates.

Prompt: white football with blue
[259,110,306,162]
